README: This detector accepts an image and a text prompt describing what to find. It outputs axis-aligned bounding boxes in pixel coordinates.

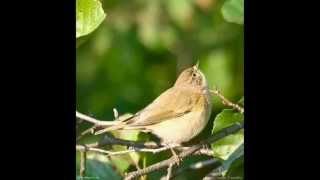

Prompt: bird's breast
[147,107,210,144]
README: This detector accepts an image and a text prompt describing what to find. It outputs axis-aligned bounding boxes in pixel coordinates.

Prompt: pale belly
[147,110,209,144]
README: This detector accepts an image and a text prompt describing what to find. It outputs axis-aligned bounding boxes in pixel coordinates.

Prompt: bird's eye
[192,73,196,77]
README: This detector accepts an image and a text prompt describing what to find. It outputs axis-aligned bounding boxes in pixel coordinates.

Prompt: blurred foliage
[221,0,244,24]
[76,0,244,179]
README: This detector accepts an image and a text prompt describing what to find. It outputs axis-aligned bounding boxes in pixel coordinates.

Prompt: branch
[76,112,227,157]
[192,147,214,156]
[79,149,87,177]
[76,111,116,126]
[76,110,122,141]
[76,144,115,154]
[166,163,174,180]
[77,143,214,159]
[124,122,244,180]
[76,126,96,141]
[76,142,181,157]
[76,110,135,141]
[210,89,244,114]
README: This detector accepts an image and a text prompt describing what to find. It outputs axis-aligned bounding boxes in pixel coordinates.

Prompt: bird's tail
[94,114,135,135]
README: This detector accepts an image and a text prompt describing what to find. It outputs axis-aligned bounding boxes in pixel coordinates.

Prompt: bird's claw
[173,154,182,165]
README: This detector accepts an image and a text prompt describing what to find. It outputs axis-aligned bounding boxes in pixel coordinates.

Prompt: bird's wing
[127,87,201,126]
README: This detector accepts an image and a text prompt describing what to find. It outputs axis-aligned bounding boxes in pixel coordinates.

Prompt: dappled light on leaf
[76,0,106,38]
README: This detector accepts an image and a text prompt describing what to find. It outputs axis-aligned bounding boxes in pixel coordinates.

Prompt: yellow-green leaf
[76,0,106,38]
[211,109,244,160]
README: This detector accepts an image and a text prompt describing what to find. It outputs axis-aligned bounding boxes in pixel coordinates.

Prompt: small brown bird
[96,64,212,146]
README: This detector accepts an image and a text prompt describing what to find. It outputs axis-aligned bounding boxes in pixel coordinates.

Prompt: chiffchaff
[96,64,212,145]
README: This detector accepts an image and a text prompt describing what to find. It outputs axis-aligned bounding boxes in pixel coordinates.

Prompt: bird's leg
[164,143,182,165]
[170,147,180,165]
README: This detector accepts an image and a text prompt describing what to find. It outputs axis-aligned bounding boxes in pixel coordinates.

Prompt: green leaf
[76,0,106,38]
[221,0,244,24]
[116,130,141,165]
[212,109,243,132]
[211,109,244,160]
[221,143,243,176]
[110,130,142,173]
[81,153,121,180]
[226,155,244,179]
[206,144,243,177]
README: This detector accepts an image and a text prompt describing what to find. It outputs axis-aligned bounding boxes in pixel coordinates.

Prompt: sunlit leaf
[221,143,243,176]
[221,0,244,24]
[76,0,106,38]
[211,109,244,160]
[206,143,243,178]
[116,130,141,163]
[110,130,142,173]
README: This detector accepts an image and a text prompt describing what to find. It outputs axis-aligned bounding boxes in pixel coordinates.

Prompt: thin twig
[77,144,114,154]
[192,147,214,156]
[124,122,244,180]
[79,149,87,177]
[76,111,116,126]
[76,144,179,156]
[76,126,98,141]
[166,163,174,180]
[210,89,244,114]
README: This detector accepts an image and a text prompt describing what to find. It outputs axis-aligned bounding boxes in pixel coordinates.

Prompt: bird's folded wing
[128,87,200,126]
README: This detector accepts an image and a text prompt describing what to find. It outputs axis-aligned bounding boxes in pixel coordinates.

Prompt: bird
[95,63,212,148]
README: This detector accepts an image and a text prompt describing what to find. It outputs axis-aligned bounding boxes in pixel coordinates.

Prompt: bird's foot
[165,143,182,165]
[171,148,182,165]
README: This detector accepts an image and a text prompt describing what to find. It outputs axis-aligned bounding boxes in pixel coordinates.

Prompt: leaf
[110,130,142,173]
[221,143,243,176]
[76,0,106,38]
[117,130,141,164]
[221,0,244,24]
[212,109,244,132]
[211,109,244,160]
[204,144,243,178]
[226,155,244,179]
[82,153,121,180]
